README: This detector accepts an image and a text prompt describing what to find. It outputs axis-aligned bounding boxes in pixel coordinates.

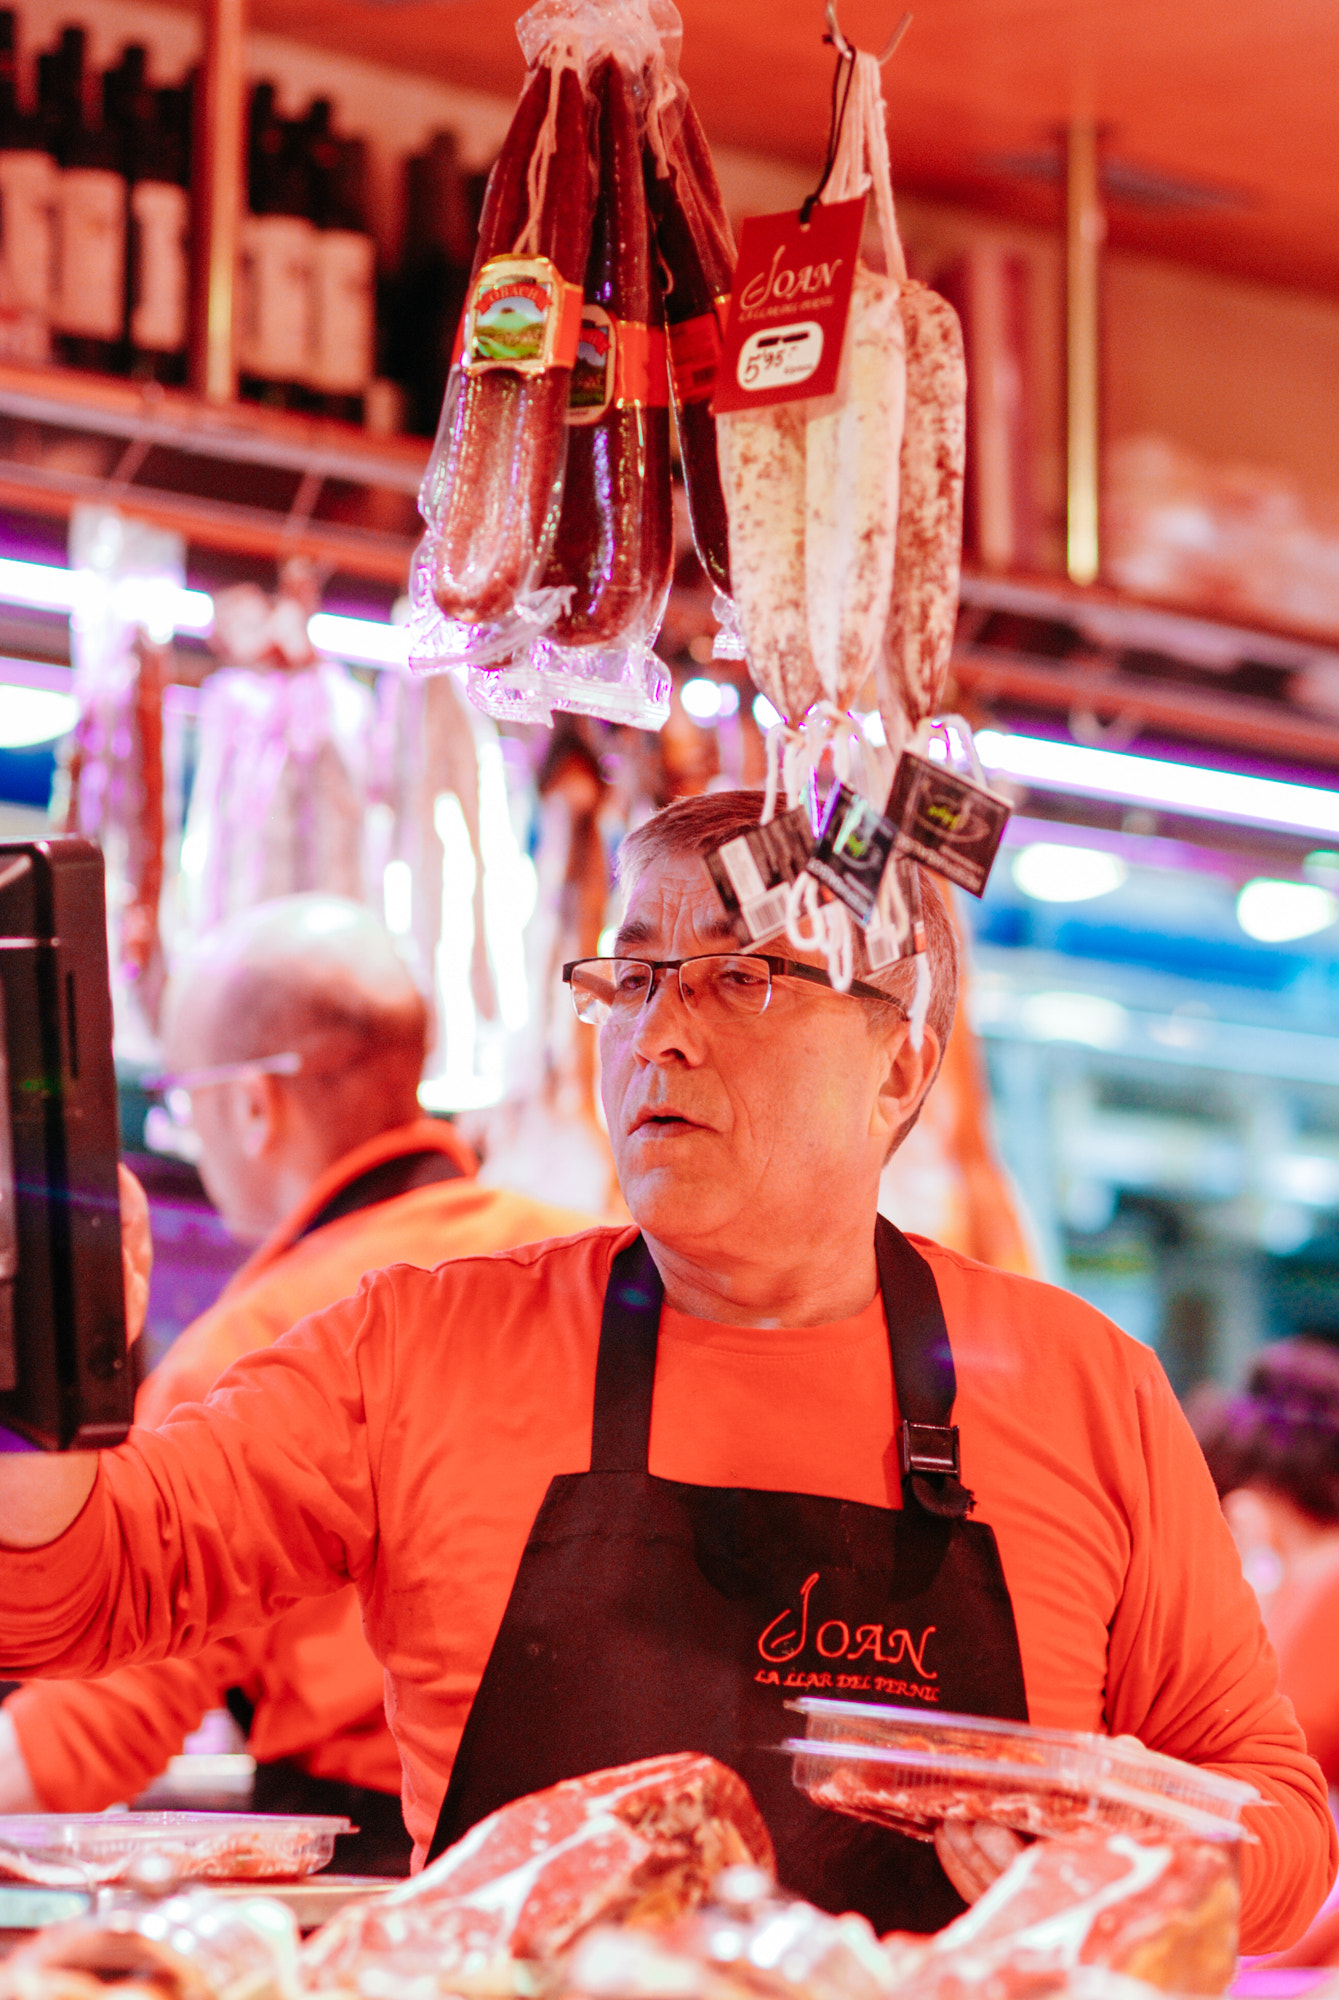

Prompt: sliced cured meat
[894,1831,1239,1996]
[301,1755,773,1993]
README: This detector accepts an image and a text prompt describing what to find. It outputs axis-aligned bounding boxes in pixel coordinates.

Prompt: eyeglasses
[142,1053,304,1095]
[562,955,905,1030]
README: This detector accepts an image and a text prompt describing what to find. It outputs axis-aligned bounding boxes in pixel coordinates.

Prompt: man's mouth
[631,1108,706,1135]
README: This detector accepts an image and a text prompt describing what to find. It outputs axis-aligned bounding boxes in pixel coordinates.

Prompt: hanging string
[799,37,857,224]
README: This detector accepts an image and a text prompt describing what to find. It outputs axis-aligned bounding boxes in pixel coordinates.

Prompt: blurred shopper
[0,894,593,1871]
[1190,1339,1339,1785]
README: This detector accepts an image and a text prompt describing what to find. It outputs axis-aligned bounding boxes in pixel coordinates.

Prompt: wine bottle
[50,30,126,371]
[124,68,189,381]
[238,84,314,404]
[0,7,55,364]
[307,101,375,420]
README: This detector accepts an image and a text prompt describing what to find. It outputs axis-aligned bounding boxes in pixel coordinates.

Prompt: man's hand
[119,1163,152,1346]
[0,1165,150,1550]
[934,1819,1028,1903]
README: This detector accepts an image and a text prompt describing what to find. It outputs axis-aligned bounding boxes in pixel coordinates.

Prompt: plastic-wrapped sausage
[645,98,735,597]
[805,263,905,712]
[544,53,672,649]
[877,280,967,751]
[422,51,596,635]
[716,399,819,725]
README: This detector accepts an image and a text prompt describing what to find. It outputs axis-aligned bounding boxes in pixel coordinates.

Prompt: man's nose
[630,967,699,1063]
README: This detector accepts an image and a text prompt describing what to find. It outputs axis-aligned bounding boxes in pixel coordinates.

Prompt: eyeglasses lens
[570,957,773,1027]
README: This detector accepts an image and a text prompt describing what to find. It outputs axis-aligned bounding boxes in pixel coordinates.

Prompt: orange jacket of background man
[0,1223,1331,1952]
[3,1118,593,1817]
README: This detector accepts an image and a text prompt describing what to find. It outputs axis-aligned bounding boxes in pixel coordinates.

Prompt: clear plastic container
[0,1812,353,1886]
[786,1701,1256,1843]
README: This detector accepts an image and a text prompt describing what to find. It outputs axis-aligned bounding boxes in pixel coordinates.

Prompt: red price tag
[712,196,866,415]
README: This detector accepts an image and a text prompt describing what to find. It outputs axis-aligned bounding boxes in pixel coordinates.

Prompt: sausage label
[712,197,865,415]
[668,304,726,403]
[806,782,900,926]
[705,806,814,944]
[887,751,1012,898]
[463,255,583,377]
[568,308,670,425]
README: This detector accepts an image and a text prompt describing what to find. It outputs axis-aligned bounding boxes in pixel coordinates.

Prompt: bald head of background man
[166,896,431,1242]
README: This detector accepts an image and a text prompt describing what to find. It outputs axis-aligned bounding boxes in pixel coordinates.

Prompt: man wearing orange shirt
[0,792,1332,1944]
[0,893,592,1871]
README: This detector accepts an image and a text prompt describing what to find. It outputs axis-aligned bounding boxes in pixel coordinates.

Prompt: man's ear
[872,1019,940,1149]
[237,1071,286,1161]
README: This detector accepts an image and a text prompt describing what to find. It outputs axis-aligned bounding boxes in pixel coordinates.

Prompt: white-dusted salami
[716,400,818,726]
[878,281,967,752]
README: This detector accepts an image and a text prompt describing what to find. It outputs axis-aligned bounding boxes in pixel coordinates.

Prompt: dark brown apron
[429,1217,1028,1931]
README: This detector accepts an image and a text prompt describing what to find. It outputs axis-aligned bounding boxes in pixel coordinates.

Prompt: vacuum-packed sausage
[544,54,672,649]
[427,56,596,627]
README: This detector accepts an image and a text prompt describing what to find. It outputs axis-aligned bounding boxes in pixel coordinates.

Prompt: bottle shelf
[0,357,428,579]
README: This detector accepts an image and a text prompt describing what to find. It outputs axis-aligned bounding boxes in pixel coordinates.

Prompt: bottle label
[668,303,725,404]
[130,180,188,355]
[462,255,582,376]
[238,211,314,381]
[54,167,125,341]
[568,308,669,425]
[0,151,55,317]
[308,228,375,394]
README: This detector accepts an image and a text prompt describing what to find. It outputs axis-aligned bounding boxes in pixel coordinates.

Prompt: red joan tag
[712,196,865,414]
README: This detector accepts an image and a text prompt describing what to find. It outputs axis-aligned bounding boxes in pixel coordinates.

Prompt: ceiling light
[1011,842,1129,904]
[0,556,212,635]
[1236,879,1338,944]
[862,709,886,747]
[0,684,78,746]
[1018,990,1128,1049]
[977,730,1339,840]
[753,692,781,729]
[308,612,408,668]
[716,681,740,718]
[681,677,722,722]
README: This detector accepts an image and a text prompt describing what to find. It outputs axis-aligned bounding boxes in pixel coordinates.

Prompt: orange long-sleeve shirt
[0,1226,1330,1951]
[5,1119,595,1810]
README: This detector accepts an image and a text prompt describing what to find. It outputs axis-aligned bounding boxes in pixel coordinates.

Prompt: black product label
[886,753,1011,897]
[804,783,899,926]
[705,807,814,943]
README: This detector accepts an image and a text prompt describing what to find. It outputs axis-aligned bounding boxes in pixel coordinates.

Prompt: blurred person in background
[1190,1339,1339,1789]
[0,894,594,1873]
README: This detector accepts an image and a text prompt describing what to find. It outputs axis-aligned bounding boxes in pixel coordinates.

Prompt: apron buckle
[899,1420,961,1479]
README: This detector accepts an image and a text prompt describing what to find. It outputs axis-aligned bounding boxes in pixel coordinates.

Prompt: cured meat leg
[887,1831,1239,1996]
[300,1755,773,1993]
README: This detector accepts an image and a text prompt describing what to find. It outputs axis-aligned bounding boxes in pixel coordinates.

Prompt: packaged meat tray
[785,1702,1256,1842]
[0,1811,353,1886]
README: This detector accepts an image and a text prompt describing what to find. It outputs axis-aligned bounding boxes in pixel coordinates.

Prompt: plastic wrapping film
[411,0,692,727]
[0,1813,351,1886]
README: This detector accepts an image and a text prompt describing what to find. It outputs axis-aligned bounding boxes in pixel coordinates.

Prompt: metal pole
[190,0,245,402]
[1065,118,1102,587]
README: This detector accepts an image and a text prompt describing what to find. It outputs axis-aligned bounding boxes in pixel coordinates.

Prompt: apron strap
[589,1234,664,1473]
[589,1224,973,1516]
[875,1215,975,1520]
